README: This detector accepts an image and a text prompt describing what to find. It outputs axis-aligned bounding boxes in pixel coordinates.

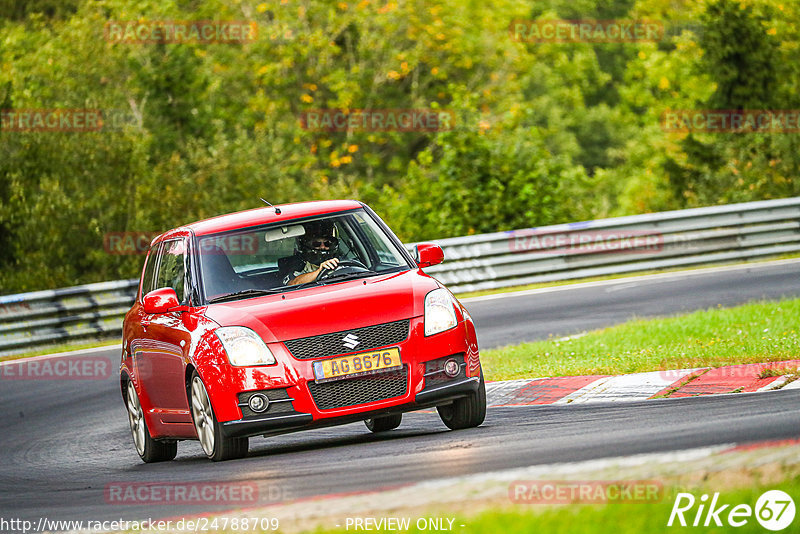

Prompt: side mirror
[143,287,181,314]
[415,243,444,268]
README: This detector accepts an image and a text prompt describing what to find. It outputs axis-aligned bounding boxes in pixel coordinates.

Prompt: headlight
[215,326,276,366]
[424,288,458,336]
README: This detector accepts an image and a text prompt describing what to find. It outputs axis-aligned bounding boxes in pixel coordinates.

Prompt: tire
[436,372,486,430]
[126,380,177,463]
[190,371,248,462]
[364,413,402,432]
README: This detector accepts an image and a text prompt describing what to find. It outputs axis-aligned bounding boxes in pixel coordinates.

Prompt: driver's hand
[319,258,340,272]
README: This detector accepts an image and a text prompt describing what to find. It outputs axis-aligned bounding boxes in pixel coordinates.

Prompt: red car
[121,200,485,462]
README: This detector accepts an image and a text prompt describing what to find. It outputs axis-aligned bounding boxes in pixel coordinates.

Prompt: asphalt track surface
[1,261,799,526]
[467,260,800,349]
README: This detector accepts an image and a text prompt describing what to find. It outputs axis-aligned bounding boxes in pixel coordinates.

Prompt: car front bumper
[220,375,480,439]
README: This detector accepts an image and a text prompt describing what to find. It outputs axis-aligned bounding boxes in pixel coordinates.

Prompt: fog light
[443,358,460,378]
[248,393,269,413]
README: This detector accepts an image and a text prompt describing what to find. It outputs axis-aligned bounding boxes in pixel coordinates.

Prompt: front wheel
[437,372,486,430]
[126,380,177,463]
[190,372,248,461]
[365,413,402,432]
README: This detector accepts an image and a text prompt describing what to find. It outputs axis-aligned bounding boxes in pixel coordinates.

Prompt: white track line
[0,344,118,366]
[779,378,800,390]
[485,378,548,407]
[555,369,701,404]
[756,376,790,392]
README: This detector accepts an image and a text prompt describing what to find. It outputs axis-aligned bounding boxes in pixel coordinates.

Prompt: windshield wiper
[316,270,384,284]
[207,288,280,303]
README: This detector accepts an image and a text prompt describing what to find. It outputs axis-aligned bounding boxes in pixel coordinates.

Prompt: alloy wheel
[191,376,216,456]
[126,381,146,456]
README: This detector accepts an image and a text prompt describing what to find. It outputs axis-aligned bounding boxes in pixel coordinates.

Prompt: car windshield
[196,209,412,302]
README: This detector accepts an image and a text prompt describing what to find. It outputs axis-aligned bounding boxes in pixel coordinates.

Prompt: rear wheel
[364,413,402,432]
[437,372,486,430]
[190,372,248,461]
[126,381,177,463]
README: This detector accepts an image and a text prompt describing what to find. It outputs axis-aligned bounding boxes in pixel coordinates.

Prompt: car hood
[203,270,439,343]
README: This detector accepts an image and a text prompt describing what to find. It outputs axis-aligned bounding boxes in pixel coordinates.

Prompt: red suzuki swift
[121,200,485,462]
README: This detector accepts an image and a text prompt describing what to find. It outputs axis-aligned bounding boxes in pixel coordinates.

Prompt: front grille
[238,388,295,418]
[284,319,410,360]
[307,366,409,410]
[424,354,466,388]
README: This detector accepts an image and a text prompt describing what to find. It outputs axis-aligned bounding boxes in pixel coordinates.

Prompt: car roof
[165,199,364,238]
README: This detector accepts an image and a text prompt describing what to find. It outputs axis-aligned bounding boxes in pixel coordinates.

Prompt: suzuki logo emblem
[342,333,360,350]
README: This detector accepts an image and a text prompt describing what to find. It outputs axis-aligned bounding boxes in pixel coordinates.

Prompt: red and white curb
[485,360,800,407]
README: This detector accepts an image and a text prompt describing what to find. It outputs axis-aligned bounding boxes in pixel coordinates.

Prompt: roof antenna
[260,198,281,215]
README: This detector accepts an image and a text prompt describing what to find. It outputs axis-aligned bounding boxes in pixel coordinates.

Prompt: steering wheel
[317,259,369,280]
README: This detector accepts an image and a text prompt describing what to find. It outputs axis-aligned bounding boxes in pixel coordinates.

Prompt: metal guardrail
[0,280,138,355]
[2,197,799,355]
[420,196,800,293]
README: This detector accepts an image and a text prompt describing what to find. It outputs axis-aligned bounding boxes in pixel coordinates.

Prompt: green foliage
[0,0,798,293]
[656,0,800,208]
[379,96,591,241]
[600,0,799,214]
[482,297,800,380]
[0,0,81,20]
[700,0,780,110]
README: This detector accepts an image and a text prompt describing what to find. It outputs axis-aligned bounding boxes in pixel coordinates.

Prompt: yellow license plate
[312,348,402,383]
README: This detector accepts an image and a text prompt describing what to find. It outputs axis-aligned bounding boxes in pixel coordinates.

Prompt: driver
[281,220,340,286]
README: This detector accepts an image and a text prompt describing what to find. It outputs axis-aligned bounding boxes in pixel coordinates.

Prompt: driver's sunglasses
[309,238,334,248]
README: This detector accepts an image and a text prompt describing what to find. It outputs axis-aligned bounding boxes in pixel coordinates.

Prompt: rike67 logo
[668,490,795,531]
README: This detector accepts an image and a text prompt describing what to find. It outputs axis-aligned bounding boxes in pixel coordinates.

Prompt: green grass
[298,477,800,534]
[450,482,800,534]
[480,298,800,381]
[758,367,798,378]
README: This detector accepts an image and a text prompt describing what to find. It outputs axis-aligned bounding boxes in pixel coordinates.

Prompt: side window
[139,244,161,299]
[352,212,402,267]
[154,239,187,303]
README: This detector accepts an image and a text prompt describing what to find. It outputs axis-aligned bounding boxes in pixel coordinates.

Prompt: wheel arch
[120,370,132,404]
[184,363,197,410]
